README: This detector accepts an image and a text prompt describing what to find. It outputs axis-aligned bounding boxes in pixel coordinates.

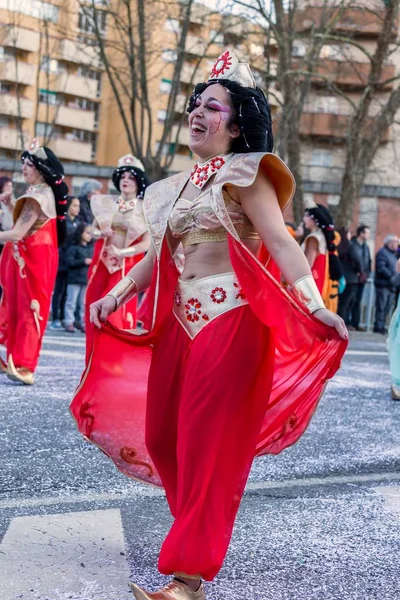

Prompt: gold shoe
[6,355,35,385]
[391,385,400,400]
[129,579,205,600]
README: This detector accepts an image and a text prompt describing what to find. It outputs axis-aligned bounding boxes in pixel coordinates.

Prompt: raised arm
[0,198,41,243]
[236,171,347,339]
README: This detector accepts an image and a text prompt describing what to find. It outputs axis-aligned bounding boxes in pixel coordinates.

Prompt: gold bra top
[168,189,259,248]
[110,207,132,234]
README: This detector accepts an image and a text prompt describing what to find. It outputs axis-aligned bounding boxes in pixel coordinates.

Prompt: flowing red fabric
[311,253,327,294]
[85,238,144,361]
[0,220,58,371]
[71,236,347,487]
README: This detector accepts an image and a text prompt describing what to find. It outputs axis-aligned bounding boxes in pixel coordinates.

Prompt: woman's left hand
[313,308,348,340]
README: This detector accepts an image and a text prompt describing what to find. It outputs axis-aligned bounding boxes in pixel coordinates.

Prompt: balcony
[0,94,33,118]
[0,128,29,150]
[299,111,389,143]
[171,124,190,145]
[0,61,35,86]
[2,27,40,52]
[188,3,211,25]
[56,106,96,131]
[57,73,98,99]
[60,39,102,69]
[185,35,207,56]
[180,63,198,84]
[294,7,397,39]
[311,60,396,90]
[175,94,189,113]
[50,138,92,162]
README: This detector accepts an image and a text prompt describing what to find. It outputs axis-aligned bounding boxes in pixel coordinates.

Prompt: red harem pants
[145,305,274,581]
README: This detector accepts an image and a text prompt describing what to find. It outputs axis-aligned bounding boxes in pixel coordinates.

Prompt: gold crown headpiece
[27,138,47,161]
[208,50,256,89]
[117,154,145,171]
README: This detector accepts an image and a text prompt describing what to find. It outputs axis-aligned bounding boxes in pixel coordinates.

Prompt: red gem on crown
[210,51,233,78]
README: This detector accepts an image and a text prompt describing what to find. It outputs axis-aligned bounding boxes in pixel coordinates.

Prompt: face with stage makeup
[188,84,240,161]
[22,157,46,186]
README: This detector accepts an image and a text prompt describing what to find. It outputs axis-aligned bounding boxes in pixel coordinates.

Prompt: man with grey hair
[374,234,400,334]
[78,179,102,226]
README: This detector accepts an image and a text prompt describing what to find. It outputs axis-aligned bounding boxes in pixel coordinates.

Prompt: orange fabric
[0,220,58,370]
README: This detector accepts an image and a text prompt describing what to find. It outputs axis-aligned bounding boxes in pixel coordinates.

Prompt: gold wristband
[292,275,325,313]
[106,275,137,309]
[119,246,136,258]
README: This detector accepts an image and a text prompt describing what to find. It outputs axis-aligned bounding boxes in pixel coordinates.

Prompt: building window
[160,78,172,93]
[157,109,167,122]
[310,149,333,168]
[39,89,58,105]
[35,122,50,136]
[40,56,59,74]
[292,41,306,58]
[209,30,223,44]
[0,82,12,94]
[162,49,177,63]
[165,18,180,33]
[78,7,107,35]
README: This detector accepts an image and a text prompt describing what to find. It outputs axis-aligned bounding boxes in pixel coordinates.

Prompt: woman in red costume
[85,154,150,358]
[71,51,348,599]
[302,202,342,312]
[0,140,68,385]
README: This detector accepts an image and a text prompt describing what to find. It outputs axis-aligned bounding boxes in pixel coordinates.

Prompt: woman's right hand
[100,228,113,239]
[89,295,117,329]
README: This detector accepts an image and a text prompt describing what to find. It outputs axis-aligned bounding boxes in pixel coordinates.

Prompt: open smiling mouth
[191,124,207,135]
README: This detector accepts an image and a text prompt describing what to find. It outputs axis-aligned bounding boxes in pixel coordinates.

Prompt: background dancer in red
[85,154,150,360]
[0,140,68,385]
[71,51,348,599]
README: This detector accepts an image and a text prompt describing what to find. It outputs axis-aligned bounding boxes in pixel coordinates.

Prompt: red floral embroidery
[210,51,233,78]
[210,287,227,303]
[202,314,210,321]
[190,156,226,189]
[234,282,246,300]
[185,298,202,322]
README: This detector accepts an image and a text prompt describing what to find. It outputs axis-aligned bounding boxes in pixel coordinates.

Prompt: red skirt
[0,220,58,371]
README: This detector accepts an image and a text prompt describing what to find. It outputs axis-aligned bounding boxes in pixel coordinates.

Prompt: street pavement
[0,330,399,600]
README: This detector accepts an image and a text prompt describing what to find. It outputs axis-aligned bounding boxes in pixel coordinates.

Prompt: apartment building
[0,0,272,191]
[289,1,400,249]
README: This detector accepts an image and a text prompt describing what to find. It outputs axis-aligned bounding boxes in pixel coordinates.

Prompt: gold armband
[292,275,325,314]
[119,246,136,258]
[106,276,137,309]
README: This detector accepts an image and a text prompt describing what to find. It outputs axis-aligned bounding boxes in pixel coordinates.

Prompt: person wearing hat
[84,154,150,357]
[0,139,68,385]
[71,50,347,599]
[302,202,343,313]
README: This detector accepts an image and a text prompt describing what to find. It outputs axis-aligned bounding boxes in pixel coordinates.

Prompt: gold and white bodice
[13,183,56,236]
[91,194,147,274]
[168,188,259,247]
[302,229,327,256]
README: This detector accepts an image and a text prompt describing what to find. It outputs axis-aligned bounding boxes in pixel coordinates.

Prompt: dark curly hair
[187,79,274,154]
[21,147,68,244]
[305,204,343,281]
[112,166,149,199]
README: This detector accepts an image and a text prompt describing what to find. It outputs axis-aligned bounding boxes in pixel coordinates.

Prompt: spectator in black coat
[374,234,400,334]
[50,196,82,329]
[338,225,371,329]
[78,179,102,226]
[64,223,93,333]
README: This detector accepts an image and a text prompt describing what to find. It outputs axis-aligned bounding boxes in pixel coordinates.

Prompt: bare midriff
[179,238,261,281]
[105,230,127,250]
